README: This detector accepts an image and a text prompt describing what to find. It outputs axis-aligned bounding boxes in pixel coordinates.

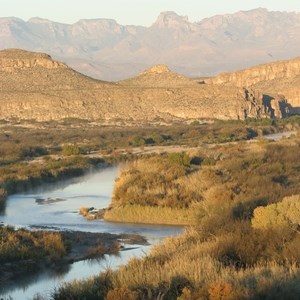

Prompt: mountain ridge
[1,8,300,80]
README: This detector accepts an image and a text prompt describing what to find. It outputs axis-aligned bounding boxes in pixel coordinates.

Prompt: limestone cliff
[0,48,67,72]
[206,57,300,87]
[0,49,295,123]
[205,56,300,115]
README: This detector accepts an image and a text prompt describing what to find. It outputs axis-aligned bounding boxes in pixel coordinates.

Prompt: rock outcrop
[206,57,300,115]
[206,57,300,87]
[0,49,67,72]
[0,49,298,123]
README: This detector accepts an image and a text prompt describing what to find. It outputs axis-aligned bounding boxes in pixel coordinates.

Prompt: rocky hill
[0,49,298,122]
[206,57,300,116]
[1,8,300,80]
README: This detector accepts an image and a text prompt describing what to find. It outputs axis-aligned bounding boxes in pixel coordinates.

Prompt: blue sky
[1,0,300,25]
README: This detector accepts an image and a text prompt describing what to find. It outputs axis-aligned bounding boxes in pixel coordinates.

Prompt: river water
[0,166,182,299]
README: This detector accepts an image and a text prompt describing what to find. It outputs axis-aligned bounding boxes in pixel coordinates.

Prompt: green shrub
[168,152,191,167]
[62,144,83,156]
[129,135,145,147]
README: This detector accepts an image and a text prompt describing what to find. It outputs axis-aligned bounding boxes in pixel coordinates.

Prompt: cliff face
[206,57,300,114]
[206,57,300,87]
[0,48,67,72]
[0,49,297,123]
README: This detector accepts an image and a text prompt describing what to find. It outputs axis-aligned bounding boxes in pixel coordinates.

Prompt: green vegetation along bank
[1,117,300,299]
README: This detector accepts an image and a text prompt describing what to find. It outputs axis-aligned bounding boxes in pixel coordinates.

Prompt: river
[0,166,182,299]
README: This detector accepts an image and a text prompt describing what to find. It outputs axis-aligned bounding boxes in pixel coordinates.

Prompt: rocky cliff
[0,49,297,123]
[206,57,300,87]
[0,49,66,72]
[205,56,300,115]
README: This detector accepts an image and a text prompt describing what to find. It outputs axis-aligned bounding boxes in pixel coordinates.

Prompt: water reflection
[0,166,182,299]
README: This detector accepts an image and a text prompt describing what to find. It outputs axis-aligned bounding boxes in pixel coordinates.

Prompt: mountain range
[0,49,299,123]
[1,8,300,80]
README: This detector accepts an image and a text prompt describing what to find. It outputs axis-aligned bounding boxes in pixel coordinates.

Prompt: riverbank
[0,155,109,210]
[79,204,196,225]
[52,135,300,299]
[103,205,196,225]
[0,227,147,293]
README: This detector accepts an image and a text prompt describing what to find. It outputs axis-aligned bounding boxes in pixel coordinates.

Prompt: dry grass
[79,206,89,217]
[104,204,196,225]
[110,227,300,299]
[0,226,66,263]
[52,136,300,299]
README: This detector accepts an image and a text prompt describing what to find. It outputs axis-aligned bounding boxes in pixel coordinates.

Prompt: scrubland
[54,130,300,299]
[1,117,300,299]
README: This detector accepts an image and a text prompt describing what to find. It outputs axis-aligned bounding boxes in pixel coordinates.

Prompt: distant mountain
[0,8,300,80]
[0,49,297,122]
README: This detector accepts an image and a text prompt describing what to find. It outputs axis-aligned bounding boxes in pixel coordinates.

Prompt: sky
[1,0,300,26]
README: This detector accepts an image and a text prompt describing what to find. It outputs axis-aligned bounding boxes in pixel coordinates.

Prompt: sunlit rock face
[0,49,298,122]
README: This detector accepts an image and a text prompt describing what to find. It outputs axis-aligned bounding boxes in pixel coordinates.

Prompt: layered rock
[206,57,300,115]
[0,48,66,72]
[206,57,300,87]
[0,49,296,123]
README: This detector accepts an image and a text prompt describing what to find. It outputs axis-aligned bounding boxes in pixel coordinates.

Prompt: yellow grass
[104,204,197,225]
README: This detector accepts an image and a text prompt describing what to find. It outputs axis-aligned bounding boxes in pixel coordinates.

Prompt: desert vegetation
[0,226,68,287]
[53,134,300,299]
[105,136,300,226]
[0,226,67,264]
[0,155,104,200]
[1,117,300,299]
[0,225,145,293]
[0,116,289,210]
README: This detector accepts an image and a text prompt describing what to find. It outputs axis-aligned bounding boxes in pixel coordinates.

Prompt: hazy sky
[1,0,300,25]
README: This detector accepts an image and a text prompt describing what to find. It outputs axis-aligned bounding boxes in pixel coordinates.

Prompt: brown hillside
[0,49,293,122]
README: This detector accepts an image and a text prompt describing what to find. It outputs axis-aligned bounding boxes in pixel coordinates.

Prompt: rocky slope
[206,57,300,116]
[0,49,298,122]
[1,9,300,80]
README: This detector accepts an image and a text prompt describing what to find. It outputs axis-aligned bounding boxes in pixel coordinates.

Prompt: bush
[168,152,191,167]
[252,195,300,233]
[0,226,67,263]
[129,135,145,147]
[111,155,194,208]
[62,144,83,156]
[145,133,165,144]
